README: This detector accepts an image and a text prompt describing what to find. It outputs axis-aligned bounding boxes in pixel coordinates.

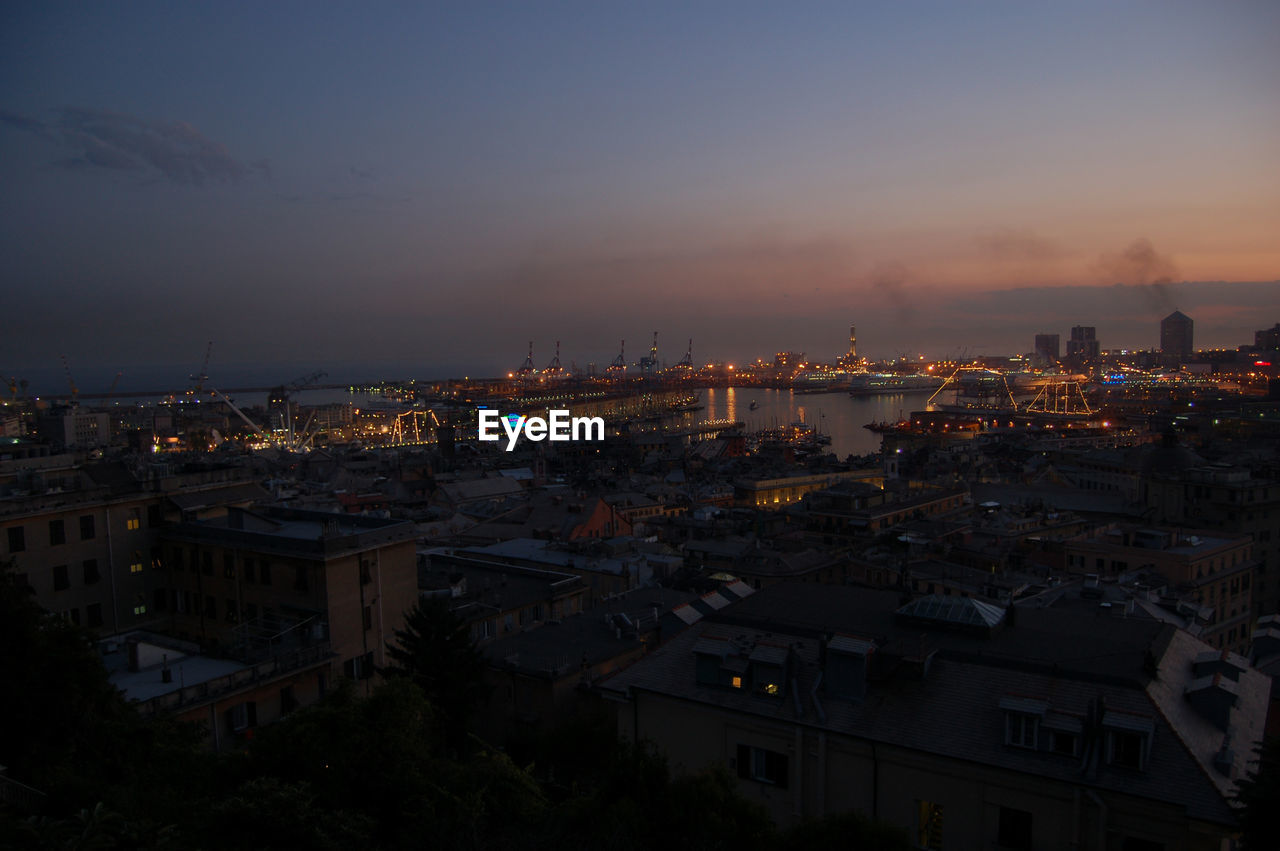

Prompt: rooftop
[602,582,1270,826]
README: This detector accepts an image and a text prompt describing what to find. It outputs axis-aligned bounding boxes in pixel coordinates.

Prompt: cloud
[974,228,1064,262]
[1,107,256,185]
[868,261,914,323]
[1094,238,1181,312]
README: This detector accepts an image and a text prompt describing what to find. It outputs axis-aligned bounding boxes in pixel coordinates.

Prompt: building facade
[603,583,1268,851]
[1161,311,1194,361]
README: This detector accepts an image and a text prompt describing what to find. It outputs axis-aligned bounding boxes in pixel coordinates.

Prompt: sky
[2,1,1278,390]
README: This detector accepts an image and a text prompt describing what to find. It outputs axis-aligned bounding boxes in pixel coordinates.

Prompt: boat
[668,392,703,413]
[864,419,912,433]
[848,373,945,396]
[748,400,759,411]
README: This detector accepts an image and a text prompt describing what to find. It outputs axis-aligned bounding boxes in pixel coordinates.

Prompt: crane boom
[190,341,214,391]
[60,355,79,400]
[210,388,271,443]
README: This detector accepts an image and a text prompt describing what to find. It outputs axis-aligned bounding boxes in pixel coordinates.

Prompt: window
[244,603,257,621]
[53,564,70,591]
[997,806,1033,850]
[7,526,25,553]
[736,744,788,788]
[49,519,65,546]
[201,552,213,575]
[1050,731,1079,757]
[226,599,238,622]
[80,515,95,540]
[126,509,141,531]
[344,652,375,680]
[294,565,308,592]
[170,548,184,571]
[66,608,80,626]
[243,558,255,583]
[228,701,257,732]
[259,561,272,586]
[205,595,217,618]
[86,603,102,628]
[280,686,297,715]
[81,558,100,585]
[133,603,147,617]
[1108,731,1145,770]
[151,547,163,570]
[1006,713,1038,749]
[130,552,144,574]
[917,800,944,850]
[224,554,235,579]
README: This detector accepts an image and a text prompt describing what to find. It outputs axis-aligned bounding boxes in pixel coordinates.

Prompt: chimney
[823,635,874,700]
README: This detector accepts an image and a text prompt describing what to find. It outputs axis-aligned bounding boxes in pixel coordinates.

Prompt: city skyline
[2,2,1278,381]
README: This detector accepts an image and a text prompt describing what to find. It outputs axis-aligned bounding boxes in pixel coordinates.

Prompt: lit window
[731,676,742,689]
[917,800,944,850]
[133,604,147,616]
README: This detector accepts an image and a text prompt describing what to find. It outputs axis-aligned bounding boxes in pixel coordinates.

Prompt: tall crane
[210,387,271,444]
[190,341,214,392]
[274,371,327,448]
[60,355,79,401]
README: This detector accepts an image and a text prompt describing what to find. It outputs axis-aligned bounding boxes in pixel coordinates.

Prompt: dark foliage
[0,559,914,850]
[1234,736,1280,851]
[384,597,489,740]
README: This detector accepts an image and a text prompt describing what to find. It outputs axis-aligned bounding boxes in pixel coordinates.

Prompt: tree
[1234,736,1280,850]
[384,597,488,739]
[0,559,197,806]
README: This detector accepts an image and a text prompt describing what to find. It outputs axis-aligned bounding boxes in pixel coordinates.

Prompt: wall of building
[621,690,1227,851]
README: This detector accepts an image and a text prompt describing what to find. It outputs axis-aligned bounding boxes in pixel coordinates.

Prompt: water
[668,387,932,459]
[81,383,930,459]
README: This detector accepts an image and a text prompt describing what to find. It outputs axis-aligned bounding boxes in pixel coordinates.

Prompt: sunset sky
[2,1,1277,388]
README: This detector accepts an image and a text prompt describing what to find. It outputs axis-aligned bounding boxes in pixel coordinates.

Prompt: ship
[848,373,946,396]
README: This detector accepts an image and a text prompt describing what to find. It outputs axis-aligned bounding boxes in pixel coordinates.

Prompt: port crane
[189,341,214,392]
[209,387,272,445]
[275,371,327,449]
[60,355,79,402]
[607,340,626,374]
[676,338,693,369]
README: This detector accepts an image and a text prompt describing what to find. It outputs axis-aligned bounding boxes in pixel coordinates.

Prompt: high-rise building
[1033,334,1060,363]
[848,324,857,360]
[1160,310,1194,360]
[1065,326,1100,361]
[1256,323,1280,351]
